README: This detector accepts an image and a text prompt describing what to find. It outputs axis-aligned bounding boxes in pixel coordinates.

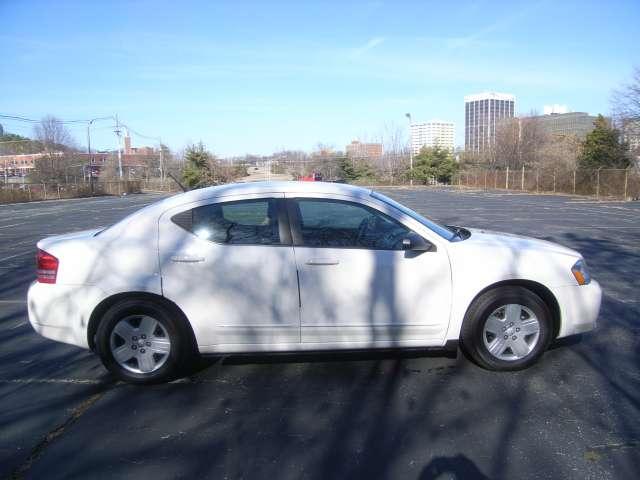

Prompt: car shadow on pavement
[186,346,459,374]
[419,454,491,480]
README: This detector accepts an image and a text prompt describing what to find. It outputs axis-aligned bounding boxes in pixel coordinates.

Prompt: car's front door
[158,194,300,350]
[286,195,452,346]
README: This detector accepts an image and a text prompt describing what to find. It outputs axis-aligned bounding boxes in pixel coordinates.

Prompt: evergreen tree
[337,156,358,181]
[578,115,630,169]
[337,156,378,183]
[412,146,458,184]
[182,142,214,188]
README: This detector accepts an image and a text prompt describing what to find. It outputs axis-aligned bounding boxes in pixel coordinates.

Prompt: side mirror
[401,232,433,252]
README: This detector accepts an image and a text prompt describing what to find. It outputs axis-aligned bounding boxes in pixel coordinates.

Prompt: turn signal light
[571,259,591,286]
[36,249,59,284]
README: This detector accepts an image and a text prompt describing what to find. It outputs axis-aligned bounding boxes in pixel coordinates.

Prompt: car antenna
[167,172,188,192]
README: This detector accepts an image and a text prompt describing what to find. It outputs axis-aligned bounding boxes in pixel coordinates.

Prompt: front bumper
[551,280,602,338]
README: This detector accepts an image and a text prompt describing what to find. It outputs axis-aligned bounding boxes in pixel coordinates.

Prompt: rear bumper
[27,281,108,349]
[552,280,602,338]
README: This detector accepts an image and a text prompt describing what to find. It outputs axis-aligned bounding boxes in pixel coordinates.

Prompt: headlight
[571,259,591,285]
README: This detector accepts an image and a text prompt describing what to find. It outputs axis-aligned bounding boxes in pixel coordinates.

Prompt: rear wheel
[96,298,194,384]
[460,286,553,371]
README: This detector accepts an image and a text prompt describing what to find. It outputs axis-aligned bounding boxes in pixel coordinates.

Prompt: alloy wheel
[109,315,171,374]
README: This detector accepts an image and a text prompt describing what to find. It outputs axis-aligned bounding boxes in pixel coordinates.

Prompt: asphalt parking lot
[0,187,638,480]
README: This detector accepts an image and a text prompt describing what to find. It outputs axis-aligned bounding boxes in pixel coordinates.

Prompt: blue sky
[1,0,639,156]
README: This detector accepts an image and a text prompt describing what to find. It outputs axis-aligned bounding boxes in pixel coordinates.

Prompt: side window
[172,198,280,245]
[295,199,412,250]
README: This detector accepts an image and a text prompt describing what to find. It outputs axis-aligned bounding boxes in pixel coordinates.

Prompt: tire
[460,286,553,371]
[95,298,195,384]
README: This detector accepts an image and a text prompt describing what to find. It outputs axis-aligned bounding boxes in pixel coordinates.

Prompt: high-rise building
[465,92,515,153]
[410,121,455,154]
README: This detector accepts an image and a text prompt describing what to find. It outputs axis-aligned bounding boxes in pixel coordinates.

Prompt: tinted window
[173,199,280,245]
[295,199,411,249]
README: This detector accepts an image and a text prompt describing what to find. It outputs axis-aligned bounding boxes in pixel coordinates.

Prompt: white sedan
[28,182,602,383]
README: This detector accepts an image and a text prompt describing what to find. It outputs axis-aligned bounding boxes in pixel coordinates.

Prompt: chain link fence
[0,180,142,204]
[8,168,634,203]
[453,167,640,200]
[140,178,182,193]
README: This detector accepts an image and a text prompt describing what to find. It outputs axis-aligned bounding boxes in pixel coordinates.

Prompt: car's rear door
[285,193,452,346]
[158,193,300,350]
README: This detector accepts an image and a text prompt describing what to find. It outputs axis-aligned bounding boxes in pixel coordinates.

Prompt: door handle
[171,255,205,263]
[305,259,339,266]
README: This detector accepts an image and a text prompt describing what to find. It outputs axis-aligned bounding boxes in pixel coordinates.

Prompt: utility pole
[159,138,164,187]
[114,115,123,179]
[405,113,413,186]
[86,123,92,191]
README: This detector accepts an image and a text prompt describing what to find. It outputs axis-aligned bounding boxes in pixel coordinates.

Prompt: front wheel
[460,286,553,371]
[96,298,194,384]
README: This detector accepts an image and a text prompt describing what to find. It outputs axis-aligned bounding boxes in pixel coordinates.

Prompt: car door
[158,194,300,350]
[286,194,452,346]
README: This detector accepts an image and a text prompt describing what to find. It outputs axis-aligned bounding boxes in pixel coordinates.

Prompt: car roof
[102,182,377,238]
[163,181,373,208]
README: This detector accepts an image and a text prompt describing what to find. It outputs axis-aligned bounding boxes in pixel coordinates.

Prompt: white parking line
[0,251,32,263]
[0,378,105,385]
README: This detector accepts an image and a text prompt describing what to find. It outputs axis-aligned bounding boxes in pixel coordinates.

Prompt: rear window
[172,198,280,245]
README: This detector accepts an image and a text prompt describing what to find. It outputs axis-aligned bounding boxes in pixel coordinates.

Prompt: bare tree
[538,134,582,171]
[612,66,640,161]
[33,115,74,152]
[29,116,79,182]
[491,115,548,169]
[611,66,640,122]
[492,118,520,168]
[380,121,408,155]
[519,116,546,167]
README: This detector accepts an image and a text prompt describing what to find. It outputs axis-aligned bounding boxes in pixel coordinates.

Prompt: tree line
[3,66,638,188]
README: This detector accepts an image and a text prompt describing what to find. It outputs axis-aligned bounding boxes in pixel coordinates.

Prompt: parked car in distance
[28,182,602,384]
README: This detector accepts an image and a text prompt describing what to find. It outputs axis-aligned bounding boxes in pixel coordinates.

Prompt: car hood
[37,228,103,251]
[462,227,581,259]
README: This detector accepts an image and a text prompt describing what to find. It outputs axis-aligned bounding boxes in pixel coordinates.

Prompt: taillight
[37,249,59,284]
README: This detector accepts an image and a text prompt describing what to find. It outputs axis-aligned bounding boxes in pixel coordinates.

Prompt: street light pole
[405,113,413,186]
[86,116,117,190]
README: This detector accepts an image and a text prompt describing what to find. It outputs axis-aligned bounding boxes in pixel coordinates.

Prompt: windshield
[370,191,456,241]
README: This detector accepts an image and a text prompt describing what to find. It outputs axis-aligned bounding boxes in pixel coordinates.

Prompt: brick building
[345,140,383,159]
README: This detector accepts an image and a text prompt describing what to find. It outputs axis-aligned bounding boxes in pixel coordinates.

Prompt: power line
[0,113,113,125]
[0,114,163,141]
[0,114,38,123]
[1,113,165,154]
[120,123,161,143]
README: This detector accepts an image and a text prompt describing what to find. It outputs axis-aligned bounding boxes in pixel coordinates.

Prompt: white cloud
[351,37,386,57]
[543,104,569,114]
